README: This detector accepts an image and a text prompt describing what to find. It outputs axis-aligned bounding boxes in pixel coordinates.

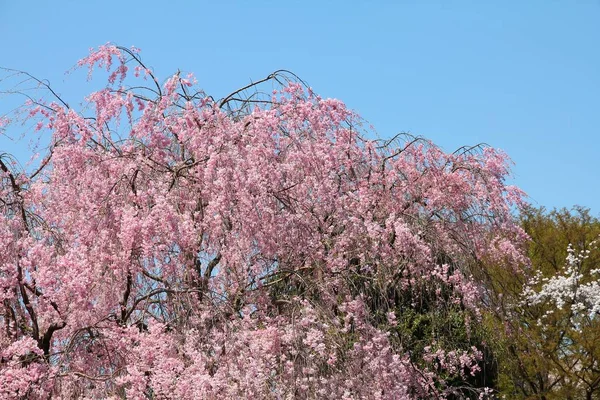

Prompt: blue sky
[1,1,599,213]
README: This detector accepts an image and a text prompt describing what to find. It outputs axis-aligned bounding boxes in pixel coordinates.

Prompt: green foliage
[488,206,600,399]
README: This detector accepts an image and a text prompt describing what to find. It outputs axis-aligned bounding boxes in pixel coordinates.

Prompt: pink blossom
[0,45,527,399]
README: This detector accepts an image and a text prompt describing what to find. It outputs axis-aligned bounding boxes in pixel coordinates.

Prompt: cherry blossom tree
[0,45,527,399]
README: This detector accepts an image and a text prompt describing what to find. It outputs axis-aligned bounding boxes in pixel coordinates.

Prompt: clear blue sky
[1,1,599,213]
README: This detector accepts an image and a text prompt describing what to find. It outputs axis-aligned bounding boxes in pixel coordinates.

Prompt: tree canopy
[0,45,533,399]
[486,206,600,399]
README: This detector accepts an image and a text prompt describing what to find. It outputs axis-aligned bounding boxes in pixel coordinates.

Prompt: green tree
[488,206,600,399]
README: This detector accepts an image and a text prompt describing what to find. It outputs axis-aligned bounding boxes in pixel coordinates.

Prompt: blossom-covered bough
[0,45,527,399]
[524,239,600,320]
